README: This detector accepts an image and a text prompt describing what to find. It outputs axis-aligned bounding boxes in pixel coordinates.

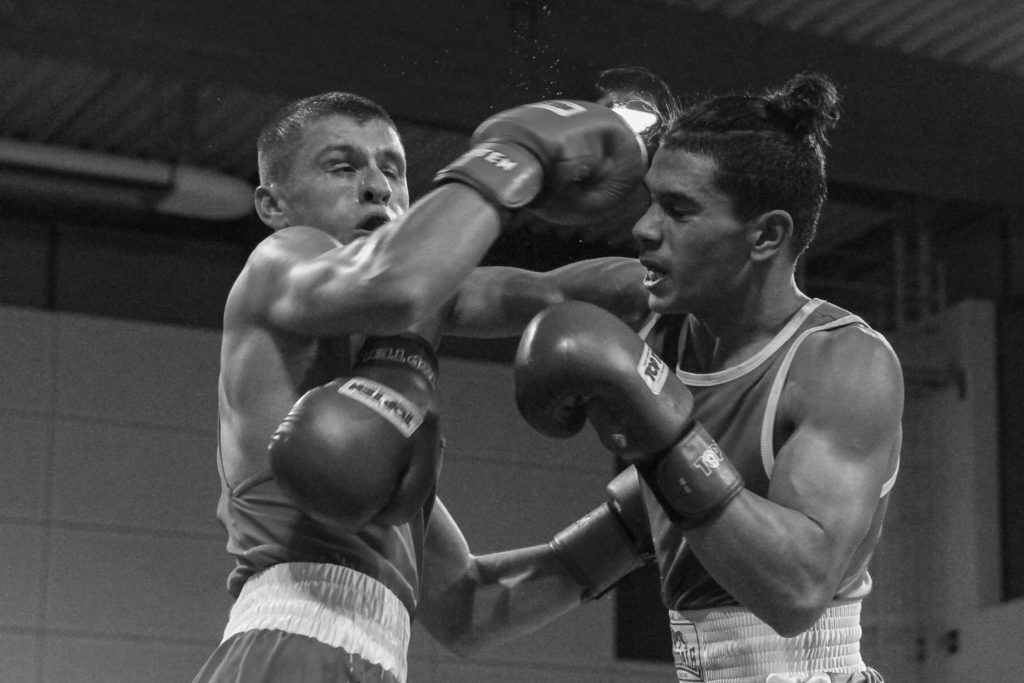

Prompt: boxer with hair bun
[513,73,900,683]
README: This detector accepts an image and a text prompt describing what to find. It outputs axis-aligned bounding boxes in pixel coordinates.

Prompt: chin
[648,293,689,316]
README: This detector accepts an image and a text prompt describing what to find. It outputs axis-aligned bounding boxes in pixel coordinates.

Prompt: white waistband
[668,601,864,683]
[224,562,410,682]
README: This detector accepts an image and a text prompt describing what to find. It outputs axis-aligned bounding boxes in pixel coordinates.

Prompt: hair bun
[766,73,841,145]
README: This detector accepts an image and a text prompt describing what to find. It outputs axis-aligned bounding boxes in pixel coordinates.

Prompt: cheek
[391,184,411,211]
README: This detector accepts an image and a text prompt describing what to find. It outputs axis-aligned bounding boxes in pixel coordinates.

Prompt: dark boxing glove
[514,300,694,461]
[551,466,654,601]
[515,301,743,528]
[433,100,647,225]
[268,334,441,531]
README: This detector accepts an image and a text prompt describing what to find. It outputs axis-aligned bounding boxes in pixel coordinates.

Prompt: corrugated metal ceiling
[686,0,1024,80]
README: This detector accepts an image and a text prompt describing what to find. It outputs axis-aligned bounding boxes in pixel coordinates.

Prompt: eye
[325,159,356,174]
[380,160,405,180]
[664,203,693,220]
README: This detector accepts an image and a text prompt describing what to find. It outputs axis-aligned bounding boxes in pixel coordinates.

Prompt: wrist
[433,140,543,216]
[639,422,744,528]
[357,333,438,391]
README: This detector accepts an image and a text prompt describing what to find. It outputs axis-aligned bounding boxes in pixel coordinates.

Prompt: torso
[213,253,431,613]
[641,299,898,610]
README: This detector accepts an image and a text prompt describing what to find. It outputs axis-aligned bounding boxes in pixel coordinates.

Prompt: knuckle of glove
[476,101,644,225]
[514,301,692,458]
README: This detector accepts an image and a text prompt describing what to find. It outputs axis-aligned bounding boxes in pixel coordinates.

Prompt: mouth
[640,259,665,289]
[356,214,391,233]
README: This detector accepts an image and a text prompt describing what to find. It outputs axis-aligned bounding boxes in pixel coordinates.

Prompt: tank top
[640,298,899,610]
[215,446,433,615]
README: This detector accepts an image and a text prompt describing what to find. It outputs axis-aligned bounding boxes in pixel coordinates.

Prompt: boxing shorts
[192,562,409,683]
[667,600,883,683]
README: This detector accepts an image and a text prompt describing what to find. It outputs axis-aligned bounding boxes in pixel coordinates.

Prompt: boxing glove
[515,301,743,528]
[268,334,441,531]
[433,100,647,225]
[551,466,653,601]
[514,300,694,460]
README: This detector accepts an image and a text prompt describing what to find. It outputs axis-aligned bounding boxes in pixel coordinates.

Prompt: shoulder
[225,226,339,322]
[241,226,340,293]
[799,323,901,387]
[786,322,904,428]
[249,225,339,269]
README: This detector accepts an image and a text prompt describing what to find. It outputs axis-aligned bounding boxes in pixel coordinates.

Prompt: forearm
[445,257,649,339]
[426,543,583,656]
[366,185,503,327]
[683,493,842,635]
[421,471,650,656]
[546,257,649,327]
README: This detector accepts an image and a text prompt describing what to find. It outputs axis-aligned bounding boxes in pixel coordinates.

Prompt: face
[270,114,409,243]
[632,148,755,316]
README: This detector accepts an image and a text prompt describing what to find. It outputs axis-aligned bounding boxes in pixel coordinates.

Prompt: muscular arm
[444,256,650,339]
[682,327,903,636]
[257,184,502,338]
[417,498,584,657]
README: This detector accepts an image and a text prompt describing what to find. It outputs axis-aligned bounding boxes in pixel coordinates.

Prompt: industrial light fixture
[0,138,254,221]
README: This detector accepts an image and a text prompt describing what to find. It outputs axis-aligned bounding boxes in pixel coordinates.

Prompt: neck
[689,273,808,371]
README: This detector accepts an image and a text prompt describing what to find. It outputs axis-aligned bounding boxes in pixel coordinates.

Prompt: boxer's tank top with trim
[640,298,900,611]
[214,450,432,615]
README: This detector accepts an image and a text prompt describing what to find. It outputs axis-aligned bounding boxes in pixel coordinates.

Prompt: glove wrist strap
[357,333,438,390]
[640,422,744,529]
[433,140,543,213]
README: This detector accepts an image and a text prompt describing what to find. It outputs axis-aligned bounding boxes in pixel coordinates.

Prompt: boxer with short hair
[508,73,901,682]
[192,89,662,683]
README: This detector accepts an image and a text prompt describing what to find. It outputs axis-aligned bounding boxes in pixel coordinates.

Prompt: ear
[749,210,793,261]
[254,184,289,230]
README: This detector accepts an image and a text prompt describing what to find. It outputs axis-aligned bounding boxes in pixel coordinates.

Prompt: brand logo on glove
[359,346,437,388]
[636,344,668,395]
[338,378,424,437]
[526,100,588,117]
[461,146,518,172]
[693,443,724,477]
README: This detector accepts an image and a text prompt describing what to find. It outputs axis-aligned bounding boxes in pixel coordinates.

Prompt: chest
[684,368,780,495]
[293,334,360,394]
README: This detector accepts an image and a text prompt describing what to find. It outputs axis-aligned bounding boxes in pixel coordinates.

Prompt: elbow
[766,608,825,639]
[759,587,834,638]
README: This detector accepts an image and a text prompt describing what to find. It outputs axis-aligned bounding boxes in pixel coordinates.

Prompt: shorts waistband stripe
[669,601,864,682]
[224,563,409,682]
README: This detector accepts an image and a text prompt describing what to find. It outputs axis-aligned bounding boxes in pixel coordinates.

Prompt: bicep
[255,228,408,337]
[769,330,903,553]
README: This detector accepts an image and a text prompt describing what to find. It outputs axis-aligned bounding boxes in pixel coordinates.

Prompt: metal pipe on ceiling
[0,138,254,221]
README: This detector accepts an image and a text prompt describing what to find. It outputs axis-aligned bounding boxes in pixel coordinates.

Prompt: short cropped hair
[661,73,841,257]
[256,92,399,186]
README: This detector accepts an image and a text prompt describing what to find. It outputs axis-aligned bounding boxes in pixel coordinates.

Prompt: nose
[360,166,392,205]
[631,204,660,248]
